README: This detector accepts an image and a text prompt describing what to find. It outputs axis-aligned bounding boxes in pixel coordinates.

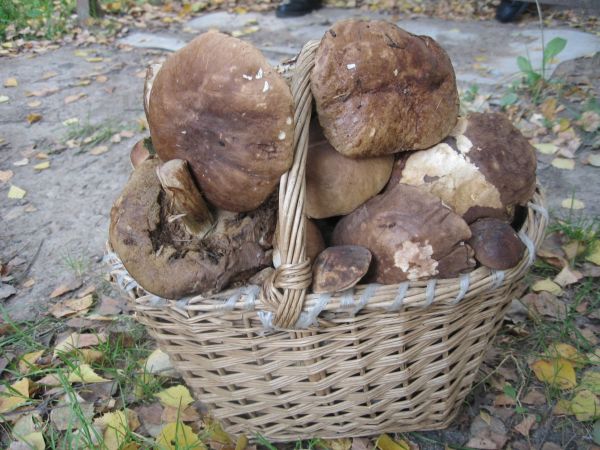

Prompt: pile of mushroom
[109,19,537,301]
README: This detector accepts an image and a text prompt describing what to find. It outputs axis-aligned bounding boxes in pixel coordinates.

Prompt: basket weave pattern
[111,41,548,441]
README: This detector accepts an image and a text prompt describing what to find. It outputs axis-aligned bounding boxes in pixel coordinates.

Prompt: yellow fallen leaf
[534,143,558,155]
[17,432,45,450]
[33,161,50,171]
[27,113,42,124]
[531,358,576,390]
[570,390,600,421]
[74,50,88,57]
[235,435,248,450]
[86,57,104,63]
[76,349,105,364]
[546,343,585,368]
[531,278,562,296]
[95,410,128,450]
[4,77,18,87]
[553,398,572,415]
[0,95,9,103]
[0,378,31,413]
[155,385,194,409]
[18,350,45,374]
[90,145,109,155]
[552,158,575,170]
[156,423,205,450]
[144,348,176,376]
[375,434,410,450]
[586,241,600,266]
[54,332,107,357]
[580,371,600,395]
[561,198,585,210]
[586,154,600,167]
[8,185,27,199]
[68,364,109,383]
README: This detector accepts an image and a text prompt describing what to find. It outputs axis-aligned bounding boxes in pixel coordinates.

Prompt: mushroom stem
[156,159,214,238]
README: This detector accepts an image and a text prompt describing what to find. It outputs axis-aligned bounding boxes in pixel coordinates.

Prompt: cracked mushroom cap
[109,159,276,299]
[311,19,459,158]
[389,113,537,223]
[148,31,294,212]
[468,218,525,270]
[312,245,372,294]
[332,183,475,283]
[306,121,393,218]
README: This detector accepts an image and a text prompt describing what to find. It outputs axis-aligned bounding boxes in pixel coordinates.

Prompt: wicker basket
[108,40,548,441]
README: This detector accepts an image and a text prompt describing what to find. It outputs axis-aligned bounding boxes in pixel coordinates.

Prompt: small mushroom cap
[148,31,294,212]
[332,183,475,283]
[109,159,276,299]
[306,121,393,218]
[312,245,372,294]
[130,138,154,169]
[468,218,525,270]
[306,218,326,263]
[390,113,537,223]
[311,19,458,158]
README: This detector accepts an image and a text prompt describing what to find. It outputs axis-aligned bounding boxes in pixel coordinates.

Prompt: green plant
[517,37,567,93]
[0,0,76,41]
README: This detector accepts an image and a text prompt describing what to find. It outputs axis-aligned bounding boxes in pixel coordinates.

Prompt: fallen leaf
[95,410,128,450]
[531,279,562,296]
[120,130,134,138]
[18,350,44,374]
[74,50,88,57]
[552,158,575,170]
[0,95,9,103]
[86,57,104,63]
[50,393,95,430]
[0,378,31,413]
[41,71,58,80]
[53,332,106,357]
[534,143,558,155]
[50,278,83,298]
[33,161,50,171]
[580,371,600,395]
[522,389,546,405]
[584,154,600,167]
[11,432,45,450]
[546,343,586,367]
[135,403,163,438]
[96,75,108,83]
[561,198,585,210]
[156,423,205,450]
[531,358,576,389]
[95,296,123,316]
[578,111,600,133]
[37,373,61,386]
[571,390,600,421]
[155,385,194,409]
[553,398,572,415]
[26,113,42,124]
[514,414,537,437]
[12,413,38,438]
[145,349,177,377]
[4,77,18,87]
[90,145,109,155]
[553,266,582,287]
[13,158,28,166]
[8,185,26,199]
[27,100,42,108]
[64,93,87,104]
[68,364,109,383]
[562,240,584,260]
[161,405,200,423]
[25,87,58,97]
[62,117,79,126]
[586,241,600,266]
[50,294,94,318]
[0,170,14,182]
[493,394,516,407]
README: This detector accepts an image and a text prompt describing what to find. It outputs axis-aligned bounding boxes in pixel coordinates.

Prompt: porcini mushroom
[148,31,294,212]
[109,159,276,299]
[389,113,537,223]
[311,19,459,158]
[312,245,371,294]
[468,218,525,270]
[332,183,475,283]
[306,121,393,218]
[272,217,325,268]
[130,138,154,169]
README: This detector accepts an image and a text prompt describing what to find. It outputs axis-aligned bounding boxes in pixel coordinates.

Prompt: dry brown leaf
[514,414,537,437]
[50,278,83,298]
[26,113,42,124]
[96,75,108,83]
[161,405,201,423]
[64,93,87,104]
[25,87,58,97]
[540,97,557,121]
[90,145,109,156]
[53,332,107,357]
[18,350,44,374]
[41,71,58,80]
[493,394,515,407]
[4,77,18,87]
[0,170,14,183]
[522,389,546,405]
[27,100,42,108]
[553,266,583,287]
[531,279,563,296]
[578,111,600,133]
[50,294,94,318]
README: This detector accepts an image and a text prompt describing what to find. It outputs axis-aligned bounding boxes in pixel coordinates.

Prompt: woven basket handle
[261,40,320,328]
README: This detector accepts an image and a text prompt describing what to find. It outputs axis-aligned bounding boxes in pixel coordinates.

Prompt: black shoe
[496,0,528,23]
[276,0,321,18]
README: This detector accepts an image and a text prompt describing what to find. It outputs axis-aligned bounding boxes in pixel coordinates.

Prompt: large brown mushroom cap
[332,183,475,283]
[148,31,294,212]
[468,218,525,270]
[306,122,393,218]
[311,19,459,158]
[390,113,537,223]
[312,245,371,294]
[109,159,276,299]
